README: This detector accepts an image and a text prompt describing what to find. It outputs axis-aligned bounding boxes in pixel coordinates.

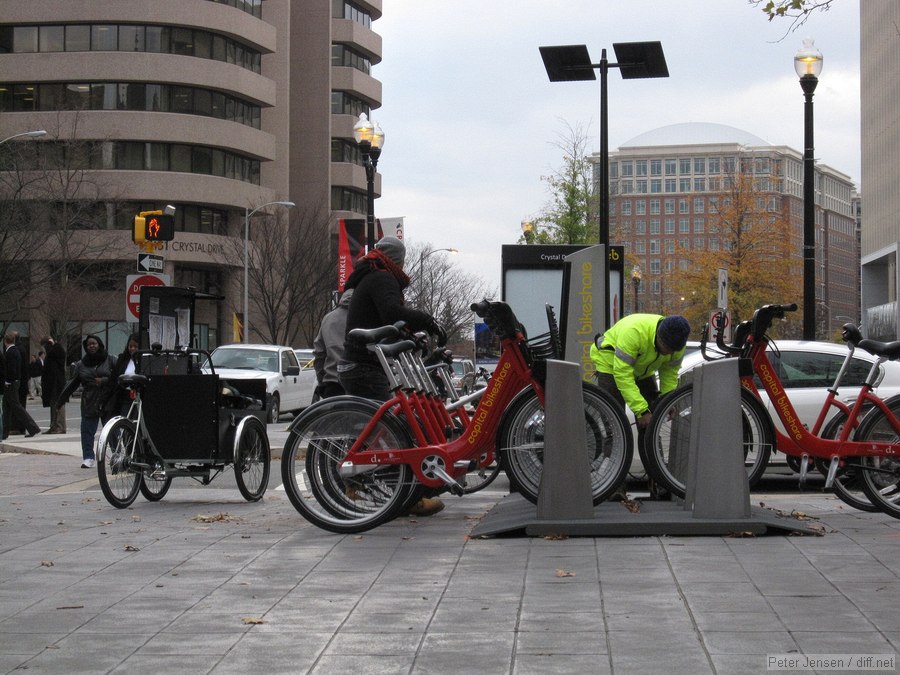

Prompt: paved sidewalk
[1,441,899,674]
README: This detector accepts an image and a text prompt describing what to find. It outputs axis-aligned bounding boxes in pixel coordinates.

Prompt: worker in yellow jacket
[589,314,691,431]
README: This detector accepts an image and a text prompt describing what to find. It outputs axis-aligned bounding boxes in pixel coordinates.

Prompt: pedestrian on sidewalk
[41,336,68,434]
[2,331,40,439]
[104,334,140,419]
[56,335,116,468]
[312,288,353,401]
[28,352,43,399]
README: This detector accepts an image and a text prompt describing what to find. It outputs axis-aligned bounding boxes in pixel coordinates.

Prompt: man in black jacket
[337,236,447,516]
[3,331,40,438]
[338,236,446,399]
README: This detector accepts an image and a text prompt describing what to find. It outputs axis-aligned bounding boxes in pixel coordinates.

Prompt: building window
[650,159,662,176]
[693,157,706,174]
[650,219,660,235]
[665,218,674,234]
[621,201,632,216]
[679,219,689,233]
[665,239,674,253]
[636,160,648,176]
[693,178,705,192]
[650,239,660,254]
[650,199,660,215]
[679,178,691,192]
[664,178,676,193]
[665,158,677,175]
[621,161,633,177]
[664,199,675,214]
[708,156,720,173]
[679,158,691,174]
[635,220,646,234]
[636,201,646,216]
[2,80,261,128]
[693,198,705,214]
[693,219,704,233]
[650,179,661,193]
[636,180,647,194]
[679,199,689,214]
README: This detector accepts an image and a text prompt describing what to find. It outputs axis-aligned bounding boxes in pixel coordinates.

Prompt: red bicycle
[641,303,900,518]
[280,300,633,533]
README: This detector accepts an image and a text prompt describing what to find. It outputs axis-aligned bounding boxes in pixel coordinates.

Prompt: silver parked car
[207,344,317,423]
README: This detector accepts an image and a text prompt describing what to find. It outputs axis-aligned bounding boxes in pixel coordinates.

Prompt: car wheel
[267,393,281,423]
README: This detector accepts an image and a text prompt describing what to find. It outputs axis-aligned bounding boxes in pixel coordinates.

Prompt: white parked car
[207,344,316,423]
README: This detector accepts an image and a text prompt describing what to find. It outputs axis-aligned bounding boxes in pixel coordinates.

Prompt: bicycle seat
[371,339,417,358]
[119,373,149,388]
[856,338,900,360]
[347,324,400,345]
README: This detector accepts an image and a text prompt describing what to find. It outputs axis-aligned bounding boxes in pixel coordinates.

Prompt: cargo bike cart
[96,287,271,508]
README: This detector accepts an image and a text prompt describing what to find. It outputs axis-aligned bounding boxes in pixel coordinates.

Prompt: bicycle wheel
[281,398,417,533]
[815,412,878,513]
[639,385,774,499]
[97,418,141,509]
[853,399,900,519]
[498,382,632,505]
[234,416,270,501]
[139,473,173,501]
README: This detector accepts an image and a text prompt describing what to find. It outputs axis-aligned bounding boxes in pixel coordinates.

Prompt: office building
[860,1,900,340]
[0,0,382,354]
[594,122,857,336]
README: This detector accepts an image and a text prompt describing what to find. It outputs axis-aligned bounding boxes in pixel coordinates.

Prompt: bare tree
[0,112,126,341]
[238,203,336,346]
[404,242,497,344]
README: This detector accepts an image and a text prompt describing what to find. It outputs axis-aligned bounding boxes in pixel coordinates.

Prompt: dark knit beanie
[657,315,691,351]
[375,236,406,267]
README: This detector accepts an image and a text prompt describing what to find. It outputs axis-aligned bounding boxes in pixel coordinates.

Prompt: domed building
[593,122,858,336]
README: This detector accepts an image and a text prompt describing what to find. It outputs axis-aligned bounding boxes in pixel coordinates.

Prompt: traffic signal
[133,212,175,243]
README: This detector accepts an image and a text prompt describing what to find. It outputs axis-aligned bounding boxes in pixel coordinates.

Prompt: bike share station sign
[500,244,623,382]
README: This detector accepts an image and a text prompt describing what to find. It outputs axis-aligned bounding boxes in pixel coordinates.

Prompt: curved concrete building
[0,0,382,355]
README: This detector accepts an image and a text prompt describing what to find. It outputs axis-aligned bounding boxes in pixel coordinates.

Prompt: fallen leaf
[621,498,641,513]
[40,560,54,567]
[124,545,139,552]
[241,616,267,625]
[132,515,141,522]
[56,605,84,610]
[543,533,568,541]
[726,531,757,538]
[555,569,576,577]
[192,513,240,523]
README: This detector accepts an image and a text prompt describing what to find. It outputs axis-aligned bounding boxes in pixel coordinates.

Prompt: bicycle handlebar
[470,300,521,340]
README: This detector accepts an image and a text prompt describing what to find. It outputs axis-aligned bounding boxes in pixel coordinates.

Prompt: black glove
[429,320,448,347]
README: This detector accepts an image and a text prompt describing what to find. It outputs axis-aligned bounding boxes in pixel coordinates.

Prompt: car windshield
[451,362,466,376]
[211,348,278,372]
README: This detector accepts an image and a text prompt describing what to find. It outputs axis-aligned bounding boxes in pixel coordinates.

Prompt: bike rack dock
[472,359,820,538]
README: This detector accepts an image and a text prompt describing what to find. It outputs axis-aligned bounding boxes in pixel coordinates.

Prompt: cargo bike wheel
[281,397,417,534]
[233,415,271,501]
[97,418,141,509]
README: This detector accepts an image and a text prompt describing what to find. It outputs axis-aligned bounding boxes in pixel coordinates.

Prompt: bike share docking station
[472,358,819,538]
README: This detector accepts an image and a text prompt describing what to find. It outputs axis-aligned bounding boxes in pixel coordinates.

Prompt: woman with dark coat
[57,334,116,468]
[41,336,68,433]
[104,333,140,420]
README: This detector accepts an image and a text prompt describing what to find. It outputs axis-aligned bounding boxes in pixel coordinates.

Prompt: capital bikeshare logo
[757,361,804,440]
[466,361,512,445]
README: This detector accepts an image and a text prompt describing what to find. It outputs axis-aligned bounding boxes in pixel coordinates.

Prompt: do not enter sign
[125,273,170,322]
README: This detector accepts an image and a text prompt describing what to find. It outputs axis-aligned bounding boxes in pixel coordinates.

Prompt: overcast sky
[372,0,861,291]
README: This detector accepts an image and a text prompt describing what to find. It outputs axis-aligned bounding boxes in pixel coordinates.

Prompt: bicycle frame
[737,333,900,462]
[716,305,900,468]
[337,332,543,491]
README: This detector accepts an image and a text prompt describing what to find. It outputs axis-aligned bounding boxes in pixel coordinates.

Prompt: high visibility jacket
[589,313,685,417]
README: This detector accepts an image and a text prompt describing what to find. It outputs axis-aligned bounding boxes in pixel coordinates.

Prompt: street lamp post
[795,37,823,341]
[521,219,535,244]
[0,129,47,146]
[540,42,668,327]
[353,113,384,252]
[631,265,641,314]
[539,42,669,250]
[243,200,295,343]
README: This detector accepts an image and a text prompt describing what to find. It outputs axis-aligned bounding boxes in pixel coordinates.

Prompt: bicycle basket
[525,304,562,361]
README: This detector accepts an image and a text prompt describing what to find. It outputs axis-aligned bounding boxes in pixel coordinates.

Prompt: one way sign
[137,253,164,273]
